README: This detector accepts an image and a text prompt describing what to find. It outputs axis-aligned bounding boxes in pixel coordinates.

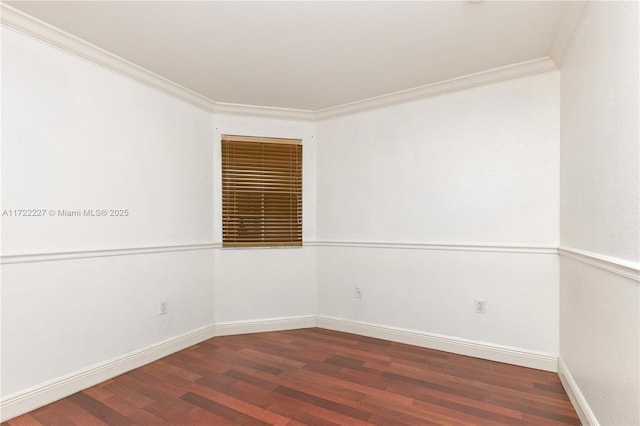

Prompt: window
[221,135,302,247]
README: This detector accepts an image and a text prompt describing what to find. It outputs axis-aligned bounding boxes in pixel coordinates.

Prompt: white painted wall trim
[0,4,559,122]
[0,324,217,423]
[316,315,558,372]
[1,241,558,263]
[559,246,640,282]
[0,6,220,113]
[213,102,314,121]
[0,6,313,122]
[0,314,565,422]
[308,240,557,255]
[0,243,220,264]
[558,358,599,426]
[0,316,313,420]
[214,316,317,337]
[314,58,557,120]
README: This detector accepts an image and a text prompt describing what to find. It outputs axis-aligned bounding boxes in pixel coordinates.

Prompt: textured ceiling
[7,1,569,110]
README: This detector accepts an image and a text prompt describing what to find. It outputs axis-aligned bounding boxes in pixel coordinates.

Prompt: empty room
[1,1,638,425]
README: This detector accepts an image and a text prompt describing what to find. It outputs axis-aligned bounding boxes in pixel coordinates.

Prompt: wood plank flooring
[3,328,580,425]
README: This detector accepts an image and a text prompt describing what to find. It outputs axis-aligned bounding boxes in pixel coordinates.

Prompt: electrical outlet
[160,301,168,315]
[354,287,363,299]
[474,299,487,314]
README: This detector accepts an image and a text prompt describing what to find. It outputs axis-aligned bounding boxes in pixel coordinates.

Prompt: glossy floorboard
[4,328,580,425]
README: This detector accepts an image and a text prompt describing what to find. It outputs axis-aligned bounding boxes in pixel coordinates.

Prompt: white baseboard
[0,315,315,421]
[0,324,216,422]
[558,357,599,426]
[316,315,558,372]
[1,315,558,422]
[214,315,317,336]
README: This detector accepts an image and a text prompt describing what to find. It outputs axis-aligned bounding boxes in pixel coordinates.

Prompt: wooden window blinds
[221,135,302,247]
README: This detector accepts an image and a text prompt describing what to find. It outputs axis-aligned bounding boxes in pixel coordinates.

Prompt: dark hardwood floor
[4,328,580,425]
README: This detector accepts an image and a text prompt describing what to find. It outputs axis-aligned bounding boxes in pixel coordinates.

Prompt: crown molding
[2,3,558,122]
[548,1,589,68]
[0,3,315,121]
[314,57,558,120]
[214,101,314,121]
[0,4,221,112]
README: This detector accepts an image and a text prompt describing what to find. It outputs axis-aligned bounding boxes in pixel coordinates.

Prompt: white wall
[316,72,561,355]
[1,250,215,396]
[318,248,559,354]
[560,4,639,263]
[560,258,639,425]
[0,28,321,409]
[317,73,559,245]
[0,27,216,398]
[211,114,317,324]
[559,2,640,425]
[1,29,214,255]
[8,4,640,423]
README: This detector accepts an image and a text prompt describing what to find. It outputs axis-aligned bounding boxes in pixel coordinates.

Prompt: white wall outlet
[474,299,487,314]
[354,287,363,299]
[160,301,168,315]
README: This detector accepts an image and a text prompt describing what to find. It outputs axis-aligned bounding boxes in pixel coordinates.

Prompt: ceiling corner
[548,1,589,68]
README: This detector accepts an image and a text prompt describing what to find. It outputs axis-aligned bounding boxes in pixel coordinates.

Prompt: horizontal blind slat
[222,138,302,248]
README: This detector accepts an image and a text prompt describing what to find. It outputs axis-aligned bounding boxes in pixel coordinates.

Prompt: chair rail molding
[558,246,640,282]
[308,240,558,255]
[0,244,220,264]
